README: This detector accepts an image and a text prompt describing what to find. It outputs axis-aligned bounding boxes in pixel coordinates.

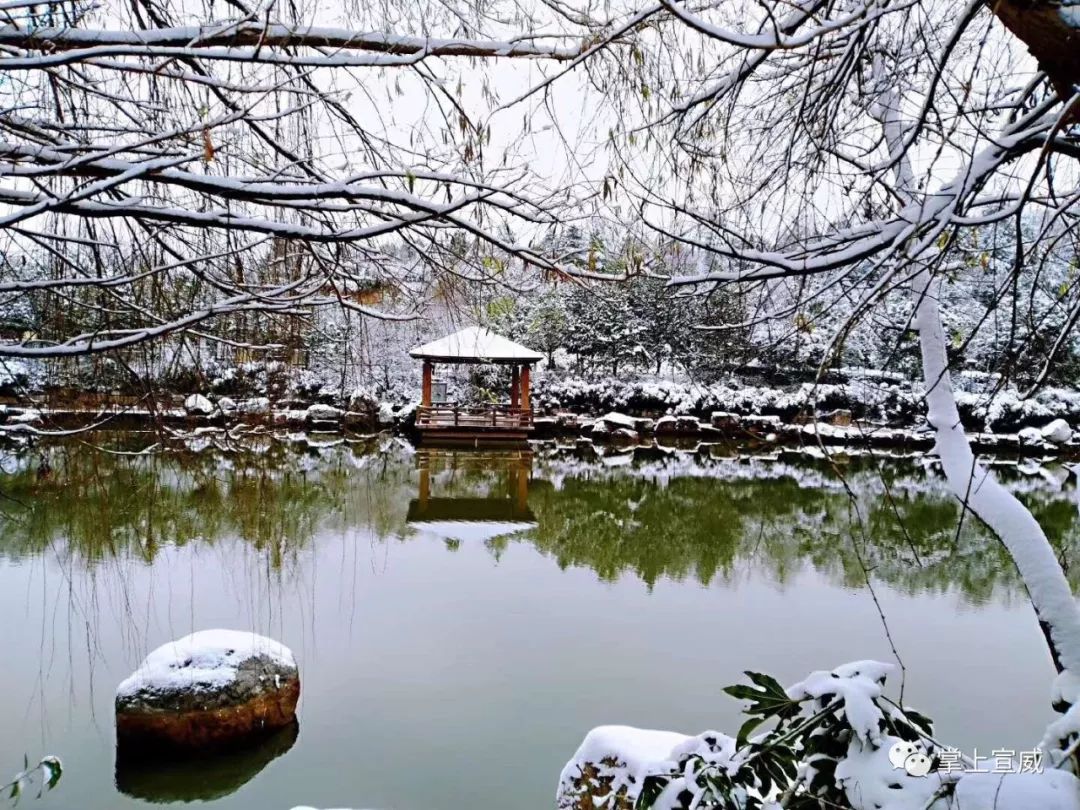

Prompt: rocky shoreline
[2,394,1079,457]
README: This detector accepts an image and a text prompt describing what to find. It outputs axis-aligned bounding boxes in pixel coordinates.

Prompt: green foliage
[4,440,1080,604]
[4,756,62,804]
[636,669,936,809]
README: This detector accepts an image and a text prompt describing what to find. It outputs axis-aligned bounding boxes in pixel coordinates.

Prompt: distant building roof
[409,326,543,364]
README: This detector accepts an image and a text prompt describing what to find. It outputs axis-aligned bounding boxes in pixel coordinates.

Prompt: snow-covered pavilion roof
[409,326,543,364]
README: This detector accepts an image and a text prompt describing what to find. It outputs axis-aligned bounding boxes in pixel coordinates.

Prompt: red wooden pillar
[421,362,433,407]
[510,365,520,409]
[520,364,531,415]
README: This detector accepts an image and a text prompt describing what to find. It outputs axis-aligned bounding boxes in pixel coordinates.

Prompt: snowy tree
[548,1,1080,807]
[0,0,593,361]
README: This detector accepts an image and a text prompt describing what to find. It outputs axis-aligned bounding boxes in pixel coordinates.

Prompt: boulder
[115,630,299,753]
[305,404,343,423]
[655,414,703,435]
[822,408,853,427]
[184,394,215,416]
[709,411,740,431]
[342,410,376,430]
[216,397,237,414]
[589,420,611,438]
[1042,418,1073,445]
[609,427,639,445]
[1018,426,1045,446]
[598,412,653,433]
[347,387,378,412]
[237,397,271,415]
[744,415,782,430]
[377,402,397,427]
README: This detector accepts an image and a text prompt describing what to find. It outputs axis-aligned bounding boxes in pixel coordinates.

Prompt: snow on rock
[305,404,343,422]
[1043,419,1074,445]
[183,394,215,416]
[590,420,610,437]
[1018,426,1045,446]
[348,386,378,412]
[598,412,652,432]
[115,629,299,752]
[216,396,237,413]
[557,726,690,810]
[710,411,740,429]
[598,411,636,429]
[238,397,271,415]
[117,630,295,699]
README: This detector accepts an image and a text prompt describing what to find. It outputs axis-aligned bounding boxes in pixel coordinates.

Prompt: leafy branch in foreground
[560,661,1079,810]
[3,756,62,804]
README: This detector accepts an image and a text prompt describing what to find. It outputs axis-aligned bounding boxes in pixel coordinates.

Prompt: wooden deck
[415,404,533,444]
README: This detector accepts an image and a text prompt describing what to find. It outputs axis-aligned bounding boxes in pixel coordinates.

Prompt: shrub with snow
[560,662,1080,810]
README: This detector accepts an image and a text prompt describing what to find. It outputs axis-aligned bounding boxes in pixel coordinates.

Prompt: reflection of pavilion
[406,449,536,543]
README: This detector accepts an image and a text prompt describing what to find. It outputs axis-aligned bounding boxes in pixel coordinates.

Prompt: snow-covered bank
[532,373,1080,435]
[6,368,1080,456]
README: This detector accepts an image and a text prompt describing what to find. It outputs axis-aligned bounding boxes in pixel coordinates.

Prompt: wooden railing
[416,403,533,430]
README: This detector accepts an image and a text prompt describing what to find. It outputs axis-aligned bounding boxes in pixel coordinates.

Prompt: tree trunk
[991,0,1080,103]
[872,50,1080,677]
[913,269,1080,675]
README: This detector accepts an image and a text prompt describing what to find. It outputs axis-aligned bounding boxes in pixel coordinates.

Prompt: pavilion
[409,326,543,444]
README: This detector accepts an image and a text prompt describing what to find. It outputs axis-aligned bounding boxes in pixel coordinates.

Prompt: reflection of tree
[523,454,1080,601]
[3,439,1080,603]
[524,474,831,587]
[0,437,415,566]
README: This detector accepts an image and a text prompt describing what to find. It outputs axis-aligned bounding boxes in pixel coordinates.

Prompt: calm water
[0,435,1076,809]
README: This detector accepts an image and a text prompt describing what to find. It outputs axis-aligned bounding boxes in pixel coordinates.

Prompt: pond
[0,434,1075,810]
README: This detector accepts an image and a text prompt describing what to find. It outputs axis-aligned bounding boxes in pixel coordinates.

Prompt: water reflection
[115,721,298,803]
[2,435,1079,602]
[408,449,536,544]
[0,434,1074,810]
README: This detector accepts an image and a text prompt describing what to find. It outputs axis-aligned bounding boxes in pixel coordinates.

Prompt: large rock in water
[115,630,299,753]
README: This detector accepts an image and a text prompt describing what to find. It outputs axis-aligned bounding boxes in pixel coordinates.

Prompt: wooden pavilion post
[520,364,531,422]
[421,362,433,407]
[510,365,520,409]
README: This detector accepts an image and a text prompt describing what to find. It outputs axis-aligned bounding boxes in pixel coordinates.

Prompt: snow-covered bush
[561,662,1080,810]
